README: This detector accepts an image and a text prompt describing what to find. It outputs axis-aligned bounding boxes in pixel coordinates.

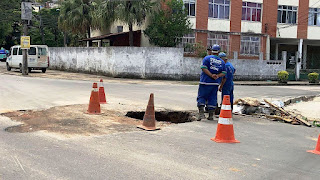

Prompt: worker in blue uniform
[197,44,226,121]
[219,52,236,110]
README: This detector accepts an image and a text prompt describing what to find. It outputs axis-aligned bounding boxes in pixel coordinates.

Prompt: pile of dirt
[1,104,171,135]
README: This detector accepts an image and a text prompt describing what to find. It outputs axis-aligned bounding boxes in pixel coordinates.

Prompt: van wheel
[19,64,22,73]
[42,68,46,73]
[28,68,32,73]
[6,63,11,71]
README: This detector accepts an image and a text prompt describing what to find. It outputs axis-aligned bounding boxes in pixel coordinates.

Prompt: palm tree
[117,0,158,46]
[90,0,117,33]
[58,0,75,46]
[58,0,93,46]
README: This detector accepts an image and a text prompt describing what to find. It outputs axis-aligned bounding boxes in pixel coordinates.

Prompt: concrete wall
[207,19,230,32]
[229,59,285,80]
[241,21,262,34]
[49,47,285,81]
[278,0,299,6]
[277,24,298,39]
[49,47,193,80]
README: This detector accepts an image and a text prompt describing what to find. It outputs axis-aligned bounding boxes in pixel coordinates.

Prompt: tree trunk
[63,31,68,47]
[40,18,45,45]
[129,23,133,47]
[87,26,92,47]
[54,29,58,46]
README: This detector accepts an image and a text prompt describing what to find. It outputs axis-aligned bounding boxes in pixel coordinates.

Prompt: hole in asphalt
[125,111,195,123]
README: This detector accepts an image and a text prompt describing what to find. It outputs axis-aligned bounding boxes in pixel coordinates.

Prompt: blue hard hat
[207,44,220,53]
[211,44,220,50]
[219,52,227,58]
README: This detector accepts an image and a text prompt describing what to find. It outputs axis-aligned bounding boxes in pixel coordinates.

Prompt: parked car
[0,49,7,62]
[6,45,49,73]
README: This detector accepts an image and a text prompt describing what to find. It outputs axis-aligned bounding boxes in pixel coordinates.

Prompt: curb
[234,83,320,86]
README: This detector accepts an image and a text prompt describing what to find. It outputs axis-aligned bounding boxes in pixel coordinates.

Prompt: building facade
[89,0,320,69]
[181,0,320,69]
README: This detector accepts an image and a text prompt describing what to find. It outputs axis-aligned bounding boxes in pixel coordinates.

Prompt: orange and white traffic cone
[137,93,160,131]
[99,79,107,104]
[87,82,101,114]
[211,95,240,143]
[307,134,320,155]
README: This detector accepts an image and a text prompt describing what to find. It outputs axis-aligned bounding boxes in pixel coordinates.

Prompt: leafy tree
[0,0,22,48]
[58,0,93,44]
[144,0,192,47]
[58,0,74,46]
[29,8,64,47]
[90,0,117,31]
[117,0,157,46]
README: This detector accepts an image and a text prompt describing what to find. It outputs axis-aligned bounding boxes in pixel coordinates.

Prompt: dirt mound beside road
[1,104,170,135]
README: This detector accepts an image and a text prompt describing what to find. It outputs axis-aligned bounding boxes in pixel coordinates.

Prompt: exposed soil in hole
[125,111,197,123]
[1,104,171,136]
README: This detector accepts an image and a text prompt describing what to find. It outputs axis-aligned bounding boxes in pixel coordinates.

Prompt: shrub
[308,72,319,83]
[277,71,289,83]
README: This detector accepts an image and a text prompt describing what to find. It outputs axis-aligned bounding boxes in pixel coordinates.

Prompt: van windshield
[38,48,47,56]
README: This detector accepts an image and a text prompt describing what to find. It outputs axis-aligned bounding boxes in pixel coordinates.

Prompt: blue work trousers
[197,84,218,110]
[221,85,234,107]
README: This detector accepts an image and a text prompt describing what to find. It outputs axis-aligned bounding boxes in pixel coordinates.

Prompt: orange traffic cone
[87,82,101,114]
[137,93,160,131]
[307,134,320,155]
[211,95,240,143]
[99,79,107,104]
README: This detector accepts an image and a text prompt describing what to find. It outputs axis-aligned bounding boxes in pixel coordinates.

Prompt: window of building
[208,0,230,19]
[242,2,262,22]
[117,26,123,33]
[184,0,195,16]
[177,33,196,53]
[309,8,320,26]
[207,33,229,53]
[240,36,260,56]
[277,5,297,24]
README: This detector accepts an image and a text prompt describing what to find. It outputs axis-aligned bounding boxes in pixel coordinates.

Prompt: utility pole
[22,20,28,75]
[21,0,32,75]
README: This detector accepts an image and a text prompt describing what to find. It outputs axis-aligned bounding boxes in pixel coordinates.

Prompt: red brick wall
[230,35,240,56]
[262,0,278,37]
[196,0,208,30]
[230,0,242,55]
[230,0,242,33]
[297,0,309,39]
[196,0,209,48]
[261,36,266,56]
[196,32,208,49]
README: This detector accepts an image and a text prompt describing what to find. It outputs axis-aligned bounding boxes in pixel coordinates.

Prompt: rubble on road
[233,97,319,127]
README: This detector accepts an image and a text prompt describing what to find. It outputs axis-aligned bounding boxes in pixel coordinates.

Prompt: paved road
[0,62,320,179]
[1,71,320,112]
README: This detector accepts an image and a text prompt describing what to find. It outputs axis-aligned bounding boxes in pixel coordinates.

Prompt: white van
[6,45,49,73]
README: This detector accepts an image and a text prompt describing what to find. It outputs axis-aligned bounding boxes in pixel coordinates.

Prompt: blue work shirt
[223,61,236,88]
[200,55,226,85]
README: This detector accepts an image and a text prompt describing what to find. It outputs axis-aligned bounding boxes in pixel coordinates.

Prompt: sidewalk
[1,62,319,86]
[234,80,320,86]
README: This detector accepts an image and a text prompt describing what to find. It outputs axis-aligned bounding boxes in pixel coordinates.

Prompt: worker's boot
[207,109,214,120]
[197,106,205,121]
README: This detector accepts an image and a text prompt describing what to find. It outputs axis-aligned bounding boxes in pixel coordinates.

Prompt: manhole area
[125,111,196,123]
